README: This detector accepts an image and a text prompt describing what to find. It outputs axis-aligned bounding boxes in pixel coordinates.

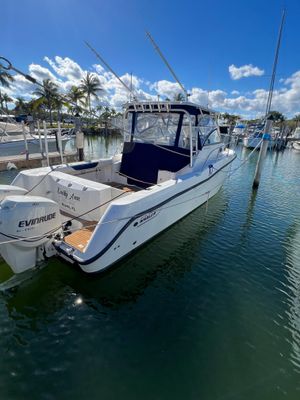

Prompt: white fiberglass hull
[243,136,273,150]
[70,156,234,274]
[292,141,300,151]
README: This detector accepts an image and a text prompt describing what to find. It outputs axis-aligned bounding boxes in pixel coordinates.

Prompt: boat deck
[62,183,141,252]
[64,225,95,251]
[107,181,142,192]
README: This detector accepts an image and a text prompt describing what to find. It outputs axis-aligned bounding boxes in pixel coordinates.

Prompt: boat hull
[74,158,233,274]
[292,141,300,151]
[243,136,273,150]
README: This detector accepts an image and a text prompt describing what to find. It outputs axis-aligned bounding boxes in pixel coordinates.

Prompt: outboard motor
[0,195,62,274]
[0,185,27,202]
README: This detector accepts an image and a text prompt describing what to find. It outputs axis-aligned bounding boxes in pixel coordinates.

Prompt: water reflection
[66,134,123,160]
[284,221,300,371]
[239,188,258,241]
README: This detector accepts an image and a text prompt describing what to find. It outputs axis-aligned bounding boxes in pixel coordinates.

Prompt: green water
[0,138,300,400]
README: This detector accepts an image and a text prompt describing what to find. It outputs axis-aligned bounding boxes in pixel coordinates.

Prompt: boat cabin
[120,101,221,188]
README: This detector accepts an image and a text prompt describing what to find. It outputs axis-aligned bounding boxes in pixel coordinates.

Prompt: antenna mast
[84,41,137,100]
[146,31,188,101]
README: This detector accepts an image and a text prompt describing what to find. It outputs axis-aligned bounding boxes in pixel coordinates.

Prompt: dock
[0,151,78,172]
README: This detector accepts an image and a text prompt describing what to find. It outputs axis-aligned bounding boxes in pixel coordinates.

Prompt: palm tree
[33,79,59,125]
[2,93,13,112]
[0,62,14,88]
[79,72,102,113]
[67,86,85,114]
[14,97,27,114]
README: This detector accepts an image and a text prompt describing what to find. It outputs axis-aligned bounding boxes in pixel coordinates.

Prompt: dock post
[43,121,50,167]
[252,117,273,189]
[76,131,84,161]
[22,121,29,161]
[57,121,64,164]
[278,124,285,150]
[37,120,43,156]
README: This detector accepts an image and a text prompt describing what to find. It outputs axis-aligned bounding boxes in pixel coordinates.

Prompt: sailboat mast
[265,10,285,116]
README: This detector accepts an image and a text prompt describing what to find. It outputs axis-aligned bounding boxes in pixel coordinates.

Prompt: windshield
[133,113,180,146]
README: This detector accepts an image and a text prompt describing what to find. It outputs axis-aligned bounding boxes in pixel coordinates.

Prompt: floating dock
[0,151,78,172]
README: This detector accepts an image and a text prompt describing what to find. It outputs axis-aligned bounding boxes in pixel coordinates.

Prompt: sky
[2,0,300,118]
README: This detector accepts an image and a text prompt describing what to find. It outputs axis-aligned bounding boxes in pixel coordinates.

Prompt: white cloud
[231,90,240,95]
[44,56,84,81]
[150,80,184,99]
[229,64,265,80]
[93,64,105,74]
[29,63,58,83]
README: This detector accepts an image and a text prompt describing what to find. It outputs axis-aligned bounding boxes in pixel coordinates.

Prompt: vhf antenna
[84,41,138,101]
[146,31,188,101]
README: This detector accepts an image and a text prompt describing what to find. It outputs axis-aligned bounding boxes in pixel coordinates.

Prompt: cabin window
[205,129,221,145]
[198,115,220,145]
[133,113,180,146]
[178,114,196,148]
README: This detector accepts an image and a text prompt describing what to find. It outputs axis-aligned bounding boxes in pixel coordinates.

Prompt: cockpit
[119,102,222,188]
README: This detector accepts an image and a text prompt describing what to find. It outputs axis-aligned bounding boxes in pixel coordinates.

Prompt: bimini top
[124,101,216,116]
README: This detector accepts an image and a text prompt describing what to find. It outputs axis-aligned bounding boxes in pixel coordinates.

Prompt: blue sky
[2,0,300,117]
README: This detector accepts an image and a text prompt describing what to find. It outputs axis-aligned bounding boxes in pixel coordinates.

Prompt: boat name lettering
[18,213,56,227]
[57,188,80,201]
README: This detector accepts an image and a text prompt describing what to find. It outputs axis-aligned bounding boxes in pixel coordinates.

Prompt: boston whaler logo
[134,209,160,227]
[18,213,56,228]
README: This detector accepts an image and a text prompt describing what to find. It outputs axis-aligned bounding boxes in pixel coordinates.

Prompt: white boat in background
[0,101,235,275]
[0,118,73,156]
[232,123,246,139]
[0,133,71,156]
[292,127,300,150]
[243,131,274,150]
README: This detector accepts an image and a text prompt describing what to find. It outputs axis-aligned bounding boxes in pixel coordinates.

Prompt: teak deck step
[107,181,141,192]
[64,226,94,251]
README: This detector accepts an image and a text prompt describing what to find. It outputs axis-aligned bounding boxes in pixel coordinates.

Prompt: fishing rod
[84,41,138,101]
[146,31,188,101]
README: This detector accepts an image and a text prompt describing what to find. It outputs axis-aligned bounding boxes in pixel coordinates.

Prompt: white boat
[0,101,236,275]
[292,127,300,150]
[0,133,71,156]
[0,120,30,136]
[243,131,274,150]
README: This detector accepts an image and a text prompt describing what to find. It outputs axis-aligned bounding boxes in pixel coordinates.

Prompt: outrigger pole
[146,31,188,101]
[84,41,138,101]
